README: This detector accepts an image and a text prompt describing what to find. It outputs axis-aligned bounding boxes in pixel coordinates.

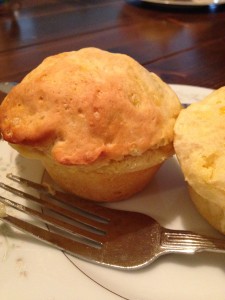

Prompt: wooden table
[0,0,225,90]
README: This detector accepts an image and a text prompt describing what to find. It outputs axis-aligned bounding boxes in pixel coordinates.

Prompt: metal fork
[0,174,225,270]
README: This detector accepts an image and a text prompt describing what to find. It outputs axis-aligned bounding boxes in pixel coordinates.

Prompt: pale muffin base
[43,162,161,202]
[12,143,172,202]
[188,185,225,235]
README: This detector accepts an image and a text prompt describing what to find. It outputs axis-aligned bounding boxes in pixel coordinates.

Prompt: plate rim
[140,0,225,7]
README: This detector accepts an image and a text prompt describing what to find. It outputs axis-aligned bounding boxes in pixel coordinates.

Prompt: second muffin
[174,87,225,234]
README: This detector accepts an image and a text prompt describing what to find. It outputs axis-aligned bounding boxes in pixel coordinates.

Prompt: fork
[0,174,225,270]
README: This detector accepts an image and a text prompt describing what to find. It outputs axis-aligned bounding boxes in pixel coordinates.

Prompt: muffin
[174,87,225,234]
[0,48,181,202]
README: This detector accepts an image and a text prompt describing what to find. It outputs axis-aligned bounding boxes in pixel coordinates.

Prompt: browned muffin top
[0,48,181,165]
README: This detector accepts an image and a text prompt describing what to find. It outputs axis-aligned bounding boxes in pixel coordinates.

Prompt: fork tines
[0,174,110,252]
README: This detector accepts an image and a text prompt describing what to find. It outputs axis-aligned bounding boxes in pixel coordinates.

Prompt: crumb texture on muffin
[174,87,225,204]
[0,48,181,167]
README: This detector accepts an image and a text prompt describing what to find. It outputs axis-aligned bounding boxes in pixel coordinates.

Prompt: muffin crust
[0,48,181,167]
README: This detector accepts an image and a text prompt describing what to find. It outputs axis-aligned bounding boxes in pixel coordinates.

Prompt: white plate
[140,0,225,7]
[0,84,225,300]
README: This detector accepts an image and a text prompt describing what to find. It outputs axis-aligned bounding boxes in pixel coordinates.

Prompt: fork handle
[161,229,225,254]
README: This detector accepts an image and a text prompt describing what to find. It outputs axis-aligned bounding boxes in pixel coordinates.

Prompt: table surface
[0,0,225,91]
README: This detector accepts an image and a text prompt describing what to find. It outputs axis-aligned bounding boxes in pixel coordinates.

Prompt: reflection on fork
[0,173,225,270]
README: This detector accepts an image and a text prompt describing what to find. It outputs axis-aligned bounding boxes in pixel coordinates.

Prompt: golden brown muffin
[0,48,181,201]
[174,87,225,234]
